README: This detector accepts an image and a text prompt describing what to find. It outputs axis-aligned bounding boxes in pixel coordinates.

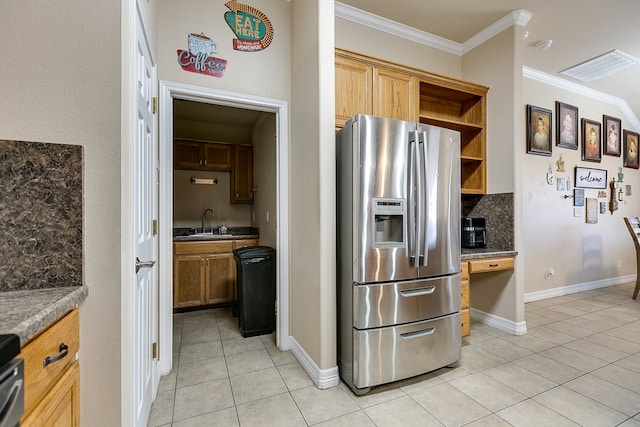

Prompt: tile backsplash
[0,140,83,291]
[462,192,514,250]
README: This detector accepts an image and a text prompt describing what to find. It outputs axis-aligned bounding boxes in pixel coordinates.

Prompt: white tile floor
[148,282,640,426]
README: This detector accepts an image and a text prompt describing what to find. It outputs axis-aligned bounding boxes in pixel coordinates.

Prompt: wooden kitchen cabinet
[335,51,417,128]
[231,144,254,204]
[174,139,232,171]
[335,48,488,194]
[173,239,258,309]
[20,309,80,426]
[460,262,470,337]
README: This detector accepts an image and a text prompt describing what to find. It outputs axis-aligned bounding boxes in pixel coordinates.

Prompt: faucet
[201,208,214,231]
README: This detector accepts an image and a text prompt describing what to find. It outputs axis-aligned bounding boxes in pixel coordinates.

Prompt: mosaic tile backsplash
[0,140,82,291]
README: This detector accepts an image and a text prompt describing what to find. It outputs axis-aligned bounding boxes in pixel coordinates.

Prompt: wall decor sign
[575,166,607,189]
[177,33,227,78]
[224,0,274,51]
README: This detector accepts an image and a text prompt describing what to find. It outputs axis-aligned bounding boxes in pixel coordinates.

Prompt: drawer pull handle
[400,286,436,297]
[400,327,435,340]
[43,343,69,367]
[489,264,499,267]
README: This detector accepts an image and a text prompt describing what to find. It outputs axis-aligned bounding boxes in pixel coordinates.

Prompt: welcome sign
[224,0,274,51]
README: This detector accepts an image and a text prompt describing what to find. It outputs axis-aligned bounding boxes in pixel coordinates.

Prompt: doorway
[158,81,290,375]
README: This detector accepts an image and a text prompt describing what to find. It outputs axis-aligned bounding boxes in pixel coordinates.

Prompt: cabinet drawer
[468,257,514,274]
[353,276,461,329]
[234,239,258,249]
[352,313,461,388]
[174,241,233,255]
[20,309,79,413]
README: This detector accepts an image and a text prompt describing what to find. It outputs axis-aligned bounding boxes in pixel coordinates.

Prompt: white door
[133,8,158,426]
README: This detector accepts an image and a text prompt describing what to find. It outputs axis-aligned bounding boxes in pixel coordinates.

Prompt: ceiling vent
[560,49,640,82]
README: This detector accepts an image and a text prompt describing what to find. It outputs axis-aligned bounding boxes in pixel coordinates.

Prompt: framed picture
[575,166,607,189]
[527,105,552,156]
[603,115,622,156]
[556,102,578,149]
[581,118,601,162]
[623,129,640,169]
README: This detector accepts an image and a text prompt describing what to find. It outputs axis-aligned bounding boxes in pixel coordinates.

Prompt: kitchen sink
[173,226,259,241]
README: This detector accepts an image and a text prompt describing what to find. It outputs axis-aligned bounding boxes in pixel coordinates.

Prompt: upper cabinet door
[373,67,417,123]
[203,143,232,170]
[335,55,373,128]
[232,145,254,204]
[174,140,204,169]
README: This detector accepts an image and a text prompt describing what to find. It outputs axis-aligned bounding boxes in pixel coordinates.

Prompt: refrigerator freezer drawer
[352,313,461,389]
[353,275,461,329]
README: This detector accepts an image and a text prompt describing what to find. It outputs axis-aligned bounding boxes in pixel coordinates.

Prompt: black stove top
[0,334,20,367]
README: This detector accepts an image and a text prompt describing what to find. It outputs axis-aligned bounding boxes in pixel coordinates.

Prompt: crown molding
[335,2,530,57]
[463,9,531,54]
[523,66,640,130]
[335,2,462,55]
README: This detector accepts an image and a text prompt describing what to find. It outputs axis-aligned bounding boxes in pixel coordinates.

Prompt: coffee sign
[177,33,227,78]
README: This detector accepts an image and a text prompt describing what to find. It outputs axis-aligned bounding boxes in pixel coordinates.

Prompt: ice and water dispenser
[373,198,405,245]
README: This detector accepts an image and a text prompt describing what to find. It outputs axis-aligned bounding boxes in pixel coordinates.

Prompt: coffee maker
[461,217,486,248]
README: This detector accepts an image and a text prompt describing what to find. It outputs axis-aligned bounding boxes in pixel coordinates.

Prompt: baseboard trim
[289,337,340,389]
[470,308,527,336]
[524,274,636,303]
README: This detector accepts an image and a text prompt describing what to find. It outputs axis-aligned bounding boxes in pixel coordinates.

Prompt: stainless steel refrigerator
[336,114,461,395]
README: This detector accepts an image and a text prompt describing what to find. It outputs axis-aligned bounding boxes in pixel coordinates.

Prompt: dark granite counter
[173,226,259,242]
[0,286,88,346]
[461,248,518,260]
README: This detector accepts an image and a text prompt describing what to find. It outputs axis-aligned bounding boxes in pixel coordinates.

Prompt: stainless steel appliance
[462,217,486,248]
[336,114,462,394]
[0,334,24,427]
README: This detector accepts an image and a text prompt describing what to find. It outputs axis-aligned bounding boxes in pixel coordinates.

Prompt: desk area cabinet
[460,255,515,337]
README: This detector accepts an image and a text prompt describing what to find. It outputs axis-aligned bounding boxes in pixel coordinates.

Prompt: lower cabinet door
[352,313,461,389]
[22,361,80,427]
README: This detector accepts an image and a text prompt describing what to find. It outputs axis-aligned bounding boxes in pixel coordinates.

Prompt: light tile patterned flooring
[149,282,640,426]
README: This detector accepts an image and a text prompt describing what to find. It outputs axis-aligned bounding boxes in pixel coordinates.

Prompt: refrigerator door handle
[408,131,419,266]
[417,131,428,267]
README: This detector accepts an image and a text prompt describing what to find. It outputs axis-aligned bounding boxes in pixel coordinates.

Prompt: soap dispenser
[219,222,228,234]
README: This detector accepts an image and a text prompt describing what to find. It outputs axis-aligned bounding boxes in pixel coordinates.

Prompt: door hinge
[152,219,158,236]
[152,97,158,114]
[152,342,158,359]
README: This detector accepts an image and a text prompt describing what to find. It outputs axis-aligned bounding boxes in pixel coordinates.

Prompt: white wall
[156,0,291,101]
[522,78,640,296]
[0,0,123,421]
[252,113,278,247]
[173,170,252,228]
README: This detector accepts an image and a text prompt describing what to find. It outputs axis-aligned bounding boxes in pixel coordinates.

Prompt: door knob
[135,257,156,273]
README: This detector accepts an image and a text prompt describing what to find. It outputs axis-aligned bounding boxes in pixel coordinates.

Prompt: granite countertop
[173,226,259,242]
[461,248,518,260]
[0,286,88,346]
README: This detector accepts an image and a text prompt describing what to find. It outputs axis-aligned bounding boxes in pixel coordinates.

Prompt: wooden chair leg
[634,278,640,300]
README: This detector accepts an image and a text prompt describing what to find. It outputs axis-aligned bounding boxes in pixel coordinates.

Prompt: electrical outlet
[266,210,269,222]
[544,268,555,280]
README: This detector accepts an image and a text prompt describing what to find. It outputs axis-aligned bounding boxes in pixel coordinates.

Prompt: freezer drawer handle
[400,327,436,340]
[399,286,436,297]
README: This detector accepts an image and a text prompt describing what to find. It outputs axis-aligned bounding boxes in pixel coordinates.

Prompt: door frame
[157,81,290,373]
